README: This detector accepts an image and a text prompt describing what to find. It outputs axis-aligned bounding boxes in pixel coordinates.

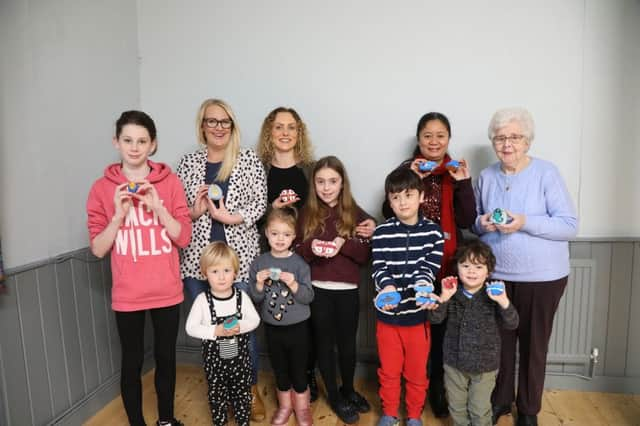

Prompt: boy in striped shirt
[372,167,444,426]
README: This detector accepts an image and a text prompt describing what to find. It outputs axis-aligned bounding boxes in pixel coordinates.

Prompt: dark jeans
[492,276,568,416]
[115,304,180,425]
[183,276,259,385]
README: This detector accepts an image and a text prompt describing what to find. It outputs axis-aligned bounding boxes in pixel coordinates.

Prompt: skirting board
[51,360,154,426]
[51,349,640,425]
[49,374,121,426]
[176,348,640,394]
[544,375,640,394]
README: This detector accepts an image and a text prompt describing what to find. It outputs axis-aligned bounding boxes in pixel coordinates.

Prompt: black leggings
[310,287,359,402]
[265,321,310,393]
[115,304,180,426]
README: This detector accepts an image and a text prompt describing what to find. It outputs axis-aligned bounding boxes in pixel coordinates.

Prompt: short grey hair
[488,107,535,142]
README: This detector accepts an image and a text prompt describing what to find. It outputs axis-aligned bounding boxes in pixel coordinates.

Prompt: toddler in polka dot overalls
[186,242,260,426]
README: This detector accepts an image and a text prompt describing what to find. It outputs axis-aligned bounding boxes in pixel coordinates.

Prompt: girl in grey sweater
[248,207,314,426]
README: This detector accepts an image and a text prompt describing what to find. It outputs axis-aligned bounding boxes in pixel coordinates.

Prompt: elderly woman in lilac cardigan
[473,107,578,426]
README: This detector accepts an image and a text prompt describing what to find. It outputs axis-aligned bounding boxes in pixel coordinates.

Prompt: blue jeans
[183,277,259,385]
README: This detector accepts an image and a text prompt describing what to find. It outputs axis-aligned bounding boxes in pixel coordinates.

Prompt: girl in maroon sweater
[295,155,373,424]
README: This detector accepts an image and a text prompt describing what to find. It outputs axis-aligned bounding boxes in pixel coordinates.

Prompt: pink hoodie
[87,160,191,311]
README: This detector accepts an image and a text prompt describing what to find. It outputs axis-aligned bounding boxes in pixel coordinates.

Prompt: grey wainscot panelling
[1,240,639,425]
[0,250,153,426]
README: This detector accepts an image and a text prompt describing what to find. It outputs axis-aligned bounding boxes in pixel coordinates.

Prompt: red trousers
[376,321,431,419]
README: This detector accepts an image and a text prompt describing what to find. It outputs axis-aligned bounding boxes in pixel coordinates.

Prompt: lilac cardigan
[473,157,578,282]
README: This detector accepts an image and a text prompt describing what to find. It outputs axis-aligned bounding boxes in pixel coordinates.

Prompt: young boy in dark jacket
[429,239,519,426]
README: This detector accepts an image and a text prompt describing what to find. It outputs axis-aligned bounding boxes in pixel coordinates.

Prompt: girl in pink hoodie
[86,111,191,426]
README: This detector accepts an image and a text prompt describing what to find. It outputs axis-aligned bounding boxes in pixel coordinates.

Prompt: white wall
[580,0,640,237]
[0,0,140,268]
[630,4,640,224]
[2,0,639,267]
[137,0,639,238]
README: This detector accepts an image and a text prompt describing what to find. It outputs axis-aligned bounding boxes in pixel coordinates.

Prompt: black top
[267,165,308,210]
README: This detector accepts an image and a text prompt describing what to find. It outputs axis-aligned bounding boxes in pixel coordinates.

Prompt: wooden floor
[86,365,640,425]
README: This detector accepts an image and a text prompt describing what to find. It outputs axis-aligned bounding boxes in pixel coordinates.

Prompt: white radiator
[547,259,597,374]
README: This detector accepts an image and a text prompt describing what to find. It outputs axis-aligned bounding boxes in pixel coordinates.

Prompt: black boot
[329,397,359,424]
[428,380,449,418]
[340,386,371,413]
[492,404,512,425]
[307,370,319,403]
[517,414,538,426]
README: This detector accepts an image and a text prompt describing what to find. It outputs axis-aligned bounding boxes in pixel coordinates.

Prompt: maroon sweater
[295,206,371,286]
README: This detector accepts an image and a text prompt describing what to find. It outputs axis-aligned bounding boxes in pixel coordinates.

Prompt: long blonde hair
[302,156,360,240]
[195,98,240,181]
[257,107,314,166]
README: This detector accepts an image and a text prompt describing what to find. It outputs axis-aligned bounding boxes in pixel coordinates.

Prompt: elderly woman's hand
[495,210,526,234]
[479,213,498,233]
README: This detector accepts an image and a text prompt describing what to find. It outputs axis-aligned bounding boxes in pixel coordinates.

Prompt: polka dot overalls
[202,289,252,426]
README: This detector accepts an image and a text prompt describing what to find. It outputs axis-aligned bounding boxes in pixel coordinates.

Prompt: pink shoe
[271,389,293,426]
[292,388,313,426]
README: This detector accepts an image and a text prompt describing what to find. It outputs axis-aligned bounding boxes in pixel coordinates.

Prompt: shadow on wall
[468,144,496,177]
[0,239,5,292]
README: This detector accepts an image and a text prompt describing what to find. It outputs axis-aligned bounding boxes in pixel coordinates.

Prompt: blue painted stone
[269,267,281,281]
[490,208,509,225]
[223,316,238,329]
[375,291,401,309]
[446,160,461,171]
[127,182,139,193]
[208,184,223,200]
[418,160,438,172]
[486,281,505,296]
[415,283,436,304]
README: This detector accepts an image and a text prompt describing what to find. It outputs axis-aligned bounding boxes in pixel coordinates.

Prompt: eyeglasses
[203,118,233,129]
[492,134,526,146]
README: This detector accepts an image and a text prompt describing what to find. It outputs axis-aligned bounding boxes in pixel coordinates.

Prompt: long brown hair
[302,156,360,240]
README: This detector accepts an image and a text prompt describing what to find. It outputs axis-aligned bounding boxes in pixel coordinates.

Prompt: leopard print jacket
[177,148,267,281]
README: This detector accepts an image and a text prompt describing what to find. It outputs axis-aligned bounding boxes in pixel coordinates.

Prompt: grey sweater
[248,252,314,326]
[429,287,519,373]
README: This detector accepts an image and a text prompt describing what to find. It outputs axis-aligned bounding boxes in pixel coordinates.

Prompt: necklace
[500,157,530,190]
[501,174,512,192]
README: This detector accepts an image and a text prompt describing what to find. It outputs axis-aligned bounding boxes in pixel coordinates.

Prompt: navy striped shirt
[372,216,444,326]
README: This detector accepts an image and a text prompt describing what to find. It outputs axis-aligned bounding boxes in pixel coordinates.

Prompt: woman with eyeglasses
[474,107,578,426]
[382,111,476,419]
[176,98,267,421]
